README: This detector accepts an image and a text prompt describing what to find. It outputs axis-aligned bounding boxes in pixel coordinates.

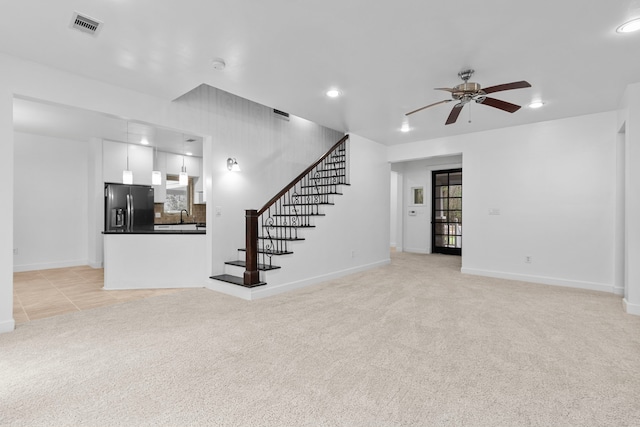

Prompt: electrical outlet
[215,206,222,216]
[13,248,18,255]
[525,256,532,264]
[351,250,356,258]
[155,212,161,218]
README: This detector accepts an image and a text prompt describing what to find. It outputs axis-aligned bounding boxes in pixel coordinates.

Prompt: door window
[432,169,462,255]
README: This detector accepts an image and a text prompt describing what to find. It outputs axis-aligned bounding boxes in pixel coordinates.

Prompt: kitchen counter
[103,232,207,290]
[103,229,205,234]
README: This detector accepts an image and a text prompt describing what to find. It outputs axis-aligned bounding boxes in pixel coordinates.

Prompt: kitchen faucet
[180,209,189,224]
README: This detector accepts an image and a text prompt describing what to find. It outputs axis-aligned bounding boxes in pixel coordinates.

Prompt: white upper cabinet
[129,145,153,185]
[103,141,153,185]
[165,153,202,178]
[103,141,202,203]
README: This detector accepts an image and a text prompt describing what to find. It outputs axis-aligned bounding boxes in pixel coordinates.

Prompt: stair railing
[244,135,349,286]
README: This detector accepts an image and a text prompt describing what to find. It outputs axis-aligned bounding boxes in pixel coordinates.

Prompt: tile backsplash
[154,203,206,224]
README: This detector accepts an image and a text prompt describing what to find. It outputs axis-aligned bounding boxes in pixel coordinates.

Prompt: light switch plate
[155,212,161,218]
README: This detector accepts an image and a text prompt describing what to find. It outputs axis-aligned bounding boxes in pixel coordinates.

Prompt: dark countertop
[154,222,206,227]
[103,230,205,235]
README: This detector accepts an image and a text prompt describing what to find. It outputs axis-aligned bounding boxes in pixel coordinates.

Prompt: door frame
[431,168,462,256]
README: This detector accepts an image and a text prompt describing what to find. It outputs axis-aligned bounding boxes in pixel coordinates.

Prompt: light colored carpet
[1,252,640,426]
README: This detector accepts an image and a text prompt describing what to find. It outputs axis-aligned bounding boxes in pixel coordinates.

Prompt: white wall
[245,134,391,298]
[13,132,89,271]
[392,156,462,254]
[0,83,14,333]
[171,84,344,276]
[620,82,640,314]
[389,112,618,294]
[0,52,347,331]
[390,171,398,247]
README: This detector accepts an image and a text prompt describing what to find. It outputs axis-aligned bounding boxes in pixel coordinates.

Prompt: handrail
[257,134,349,216]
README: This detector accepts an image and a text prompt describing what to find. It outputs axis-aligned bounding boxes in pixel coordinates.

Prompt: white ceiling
[12,97,203,156]
[2,1,639,146]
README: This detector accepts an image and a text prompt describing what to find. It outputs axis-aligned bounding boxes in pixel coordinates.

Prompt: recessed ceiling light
[617,17,640,33]
[400,123,410,132]
[186,152,193,156]
[528,101,545,109]
[326,89,341,98]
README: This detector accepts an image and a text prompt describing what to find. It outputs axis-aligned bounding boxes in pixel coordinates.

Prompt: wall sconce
[227,157,241,172]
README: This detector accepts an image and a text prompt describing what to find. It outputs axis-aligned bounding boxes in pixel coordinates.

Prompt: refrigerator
[104,183,155,232]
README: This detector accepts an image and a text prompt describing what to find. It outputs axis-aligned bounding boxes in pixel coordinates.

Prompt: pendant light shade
[122,169,133,184]
[179,166,188,186]
[123,123,133,184]
[151,170,162,185]
[123,137,133,184]
[179,138,188,185]
[151,146,162,185]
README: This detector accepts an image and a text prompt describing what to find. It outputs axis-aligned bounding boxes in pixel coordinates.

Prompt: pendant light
[123,123,133,184]
[179,134,188,185]
[179,156,188,185]
[151,145,162,185]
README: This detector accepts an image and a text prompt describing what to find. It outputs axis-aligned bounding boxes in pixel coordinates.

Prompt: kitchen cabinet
[165,153,201,177]
[102,141,202,203]
[103,140,153,185]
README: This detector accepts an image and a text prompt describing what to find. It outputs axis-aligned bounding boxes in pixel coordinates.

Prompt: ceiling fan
[406,69,531,125]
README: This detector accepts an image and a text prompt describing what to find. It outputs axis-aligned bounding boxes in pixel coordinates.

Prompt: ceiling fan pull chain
[468,103,472,123]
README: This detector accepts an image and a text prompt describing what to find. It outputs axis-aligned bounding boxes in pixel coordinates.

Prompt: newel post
[244,209,260,286]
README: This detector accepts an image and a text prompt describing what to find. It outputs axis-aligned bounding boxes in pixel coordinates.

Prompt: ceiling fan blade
[482,81,531,94]
[405,99,452,116]
[478,97,522,113]
[445,103,464,125]
[434,87,455,92]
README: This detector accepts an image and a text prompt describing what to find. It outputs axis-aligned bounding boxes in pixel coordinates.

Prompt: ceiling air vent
[273,109,290,121]
[70,12,103,36]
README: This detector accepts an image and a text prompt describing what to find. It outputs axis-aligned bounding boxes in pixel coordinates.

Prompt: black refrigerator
[104,183,155,232]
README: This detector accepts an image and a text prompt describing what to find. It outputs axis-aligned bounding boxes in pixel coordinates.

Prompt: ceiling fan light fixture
[528,101,545,109]
[617,17,640,33]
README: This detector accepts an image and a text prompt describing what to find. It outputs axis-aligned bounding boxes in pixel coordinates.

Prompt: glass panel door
[432,169,462,255]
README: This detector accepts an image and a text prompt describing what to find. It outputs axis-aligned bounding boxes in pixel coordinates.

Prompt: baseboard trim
[403,247,429,254]
[623,298,640,316]
[207,260,392,301]
[613,286,625,296]
[461,267,615,294]
[0,318,15,334]
[205,279,253,300]
[13,259,89,273]
[251,259,391,300]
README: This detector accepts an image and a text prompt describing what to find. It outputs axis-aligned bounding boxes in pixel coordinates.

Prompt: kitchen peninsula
[103,228,206,290]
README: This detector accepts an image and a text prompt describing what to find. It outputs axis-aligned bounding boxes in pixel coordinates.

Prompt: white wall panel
[0,87,14,332]
[389,112,617,293]
[13,132,89,271]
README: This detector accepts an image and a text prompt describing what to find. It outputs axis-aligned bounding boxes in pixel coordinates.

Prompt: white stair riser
[224,264,246,277]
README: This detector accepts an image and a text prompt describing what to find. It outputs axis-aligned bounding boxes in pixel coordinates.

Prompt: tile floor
[13,266,184,324]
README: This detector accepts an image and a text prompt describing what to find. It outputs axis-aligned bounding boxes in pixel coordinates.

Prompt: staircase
[211,135,349,288]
